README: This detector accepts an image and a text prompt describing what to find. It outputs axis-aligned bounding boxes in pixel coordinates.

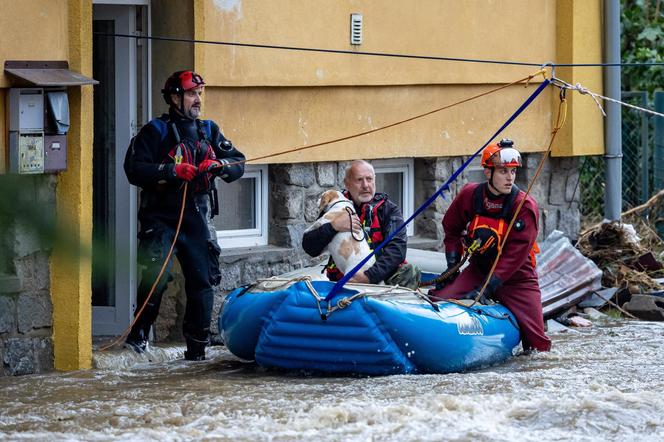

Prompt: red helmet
[481,138,522,168]
[161,70,205,105]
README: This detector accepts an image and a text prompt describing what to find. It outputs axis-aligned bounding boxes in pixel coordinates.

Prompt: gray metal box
[9,88,44,132]
[44,134,67,172]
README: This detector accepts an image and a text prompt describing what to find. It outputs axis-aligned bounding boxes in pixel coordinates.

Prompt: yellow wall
[0,0,70,88]
[198,0,556,87]
[553,0,604,156]
[193,0,602,162]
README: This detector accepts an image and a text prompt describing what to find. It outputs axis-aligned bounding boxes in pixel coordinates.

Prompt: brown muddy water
[1,317,664,442]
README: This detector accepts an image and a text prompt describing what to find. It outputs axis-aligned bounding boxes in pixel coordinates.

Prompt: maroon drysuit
[430,182,551,352]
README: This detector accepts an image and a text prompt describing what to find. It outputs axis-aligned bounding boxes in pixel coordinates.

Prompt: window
[373,158,414,236]
[212,164,268,248]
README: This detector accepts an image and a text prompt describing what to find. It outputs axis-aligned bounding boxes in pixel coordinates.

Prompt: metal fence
[579,91,664,235]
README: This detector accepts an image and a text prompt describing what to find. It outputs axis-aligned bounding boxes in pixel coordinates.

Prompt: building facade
[0,0,603,375]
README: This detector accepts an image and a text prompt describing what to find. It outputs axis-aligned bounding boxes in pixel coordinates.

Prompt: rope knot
[574,83,589,95]
[336,297,352,309]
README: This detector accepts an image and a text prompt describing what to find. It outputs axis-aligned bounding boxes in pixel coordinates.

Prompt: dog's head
[317,190,347,213]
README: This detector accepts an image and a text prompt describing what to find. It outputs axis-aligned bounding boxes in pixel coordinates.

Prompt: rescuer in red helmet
[429,138,551,353]
[123,70,246,360]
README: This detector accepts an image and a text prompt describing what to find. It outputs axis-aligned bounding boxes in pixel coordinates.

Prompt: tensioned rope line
[221,71,546,167]
[325,78,553,301]
[551,77,664,119]
[93,32,664,69]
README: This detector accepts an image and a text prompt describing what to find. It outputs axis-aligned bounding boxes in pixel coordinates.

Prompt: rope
[552,77,664,119]
[99,182,189,351]
[470,87,569,307]
[221,71,547,167]
[94,32,664,69]
[325,76,553,301]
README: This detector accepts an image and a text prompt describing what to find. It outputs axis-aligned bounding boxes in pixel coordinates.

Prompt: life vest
[467,183,539,268]
[325,193,387,281]
[152,116,220,215]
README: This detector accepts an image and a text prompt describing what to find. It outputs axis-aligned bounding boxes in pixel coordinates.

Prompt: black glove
[435,251,461,290]
[460,275,502,304]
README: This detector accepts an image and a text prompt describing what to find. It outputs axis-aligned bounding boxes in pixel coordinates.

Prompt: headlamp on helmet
[481,138,522,168]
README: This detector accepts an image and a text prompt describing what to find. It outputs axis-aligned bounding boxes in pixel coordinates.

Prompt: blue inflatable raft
[219,280,520,375]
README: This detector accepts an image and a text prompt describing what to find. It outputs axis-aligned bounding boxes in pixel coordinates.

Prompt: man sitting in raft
[428,139,551,352]
[302,160,420,289]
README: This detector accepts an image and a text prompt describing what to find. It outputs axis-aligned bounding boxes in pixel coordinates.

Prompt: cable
[93,32,664,69]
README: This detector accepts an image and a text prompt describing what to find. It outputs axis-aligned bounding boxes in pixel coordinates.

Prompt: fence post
[655,92,664,193]
[603,0,622,221]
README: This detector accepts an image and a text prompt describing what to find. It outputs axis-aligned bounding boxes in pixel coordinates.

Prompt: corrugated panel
[537,230,603,318]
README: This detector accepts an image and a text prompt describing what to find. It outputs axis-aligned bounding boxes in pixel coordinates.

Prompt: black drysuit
[124,109,245,352]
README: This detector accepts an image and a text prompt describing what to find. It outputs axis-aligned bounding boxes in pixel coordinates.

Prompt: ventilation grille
[350,13,363,45]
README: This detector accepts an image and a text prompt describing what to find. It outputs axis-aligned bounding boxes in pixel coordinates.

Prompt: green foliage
[621,0,664,94]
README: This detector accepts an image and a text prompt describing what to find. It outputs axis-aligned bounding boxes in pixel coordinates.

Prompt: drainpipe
[604,0,622,221]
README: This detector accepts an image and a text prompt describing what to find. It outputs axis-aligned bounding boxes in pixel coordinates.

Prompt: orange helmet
[481,138,522,168]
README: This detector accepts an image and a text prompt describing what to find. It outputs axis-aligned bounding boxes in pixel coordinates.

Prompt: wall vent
[350,13,363,45]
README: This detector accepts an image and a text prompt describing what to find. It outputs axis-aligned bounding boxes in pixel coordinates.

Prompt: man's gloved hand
[460,275,502,304]
[198,159,224,174]
[435,251,461,290]
[174,163,198,181]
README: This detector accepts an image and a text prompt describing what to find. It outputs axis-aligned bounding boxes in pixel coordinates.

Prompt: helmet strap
[487,169,501,196]
[179,92,186,117]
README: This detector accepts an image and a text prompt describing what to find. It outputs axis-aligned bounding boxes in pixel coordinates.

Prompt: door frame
[92,1,151,335]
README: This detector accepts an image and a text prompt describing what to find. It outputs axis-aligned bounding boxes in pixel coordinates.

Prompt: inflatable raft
[219,279,520,375]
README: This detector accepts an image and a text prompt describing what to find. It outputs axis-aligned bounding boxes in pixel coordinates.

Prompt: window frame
[372,158,415,236]
[215,164,268,249]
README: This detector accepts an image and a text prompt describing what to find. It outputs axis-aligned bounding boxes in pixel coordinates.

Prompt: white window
[372,158,414,236]
[212,164,268,248]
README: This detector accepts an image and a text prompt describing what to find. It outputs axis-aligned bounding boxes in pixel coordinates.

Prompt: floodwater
[1,318,664,442]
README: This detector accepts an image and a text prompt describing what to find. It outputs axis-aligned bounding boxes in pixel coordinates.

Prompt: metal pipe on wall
[603,0,622,220]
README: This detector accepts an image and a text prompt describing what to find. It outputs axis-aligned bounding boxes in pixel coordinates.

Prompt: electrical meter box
[8,87,69,174]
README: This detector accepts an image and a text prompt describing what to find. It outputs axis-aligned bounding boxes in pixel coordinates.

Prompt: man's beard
[185,106,201,119]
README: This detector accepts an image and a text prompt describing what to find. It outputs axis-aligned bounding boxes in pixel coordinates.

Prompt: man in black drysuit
[123,70,245,360]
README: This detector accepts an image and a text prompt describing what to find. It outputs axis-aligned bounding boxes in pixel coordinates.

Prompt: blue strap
[325,79,551,301]
[148,118,213,141]
[199,120,213,139]
[149,118,169,140]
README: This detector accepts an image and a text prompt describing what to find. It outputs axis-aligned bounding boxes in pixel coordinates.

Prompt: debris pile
[570,212,664,323]
[576,221,663,292]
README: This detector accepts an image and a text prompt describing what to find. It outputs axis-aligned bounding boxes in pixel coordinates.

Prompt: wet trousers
[431,262,551,352]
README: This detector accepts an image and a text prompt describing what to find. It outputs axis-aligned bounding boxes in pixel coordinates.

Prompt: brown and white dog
[306,190,375,275]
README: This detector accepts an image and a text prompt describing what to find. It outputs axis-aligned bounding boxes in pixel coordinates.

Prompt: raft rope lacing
[242,276,517,328]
